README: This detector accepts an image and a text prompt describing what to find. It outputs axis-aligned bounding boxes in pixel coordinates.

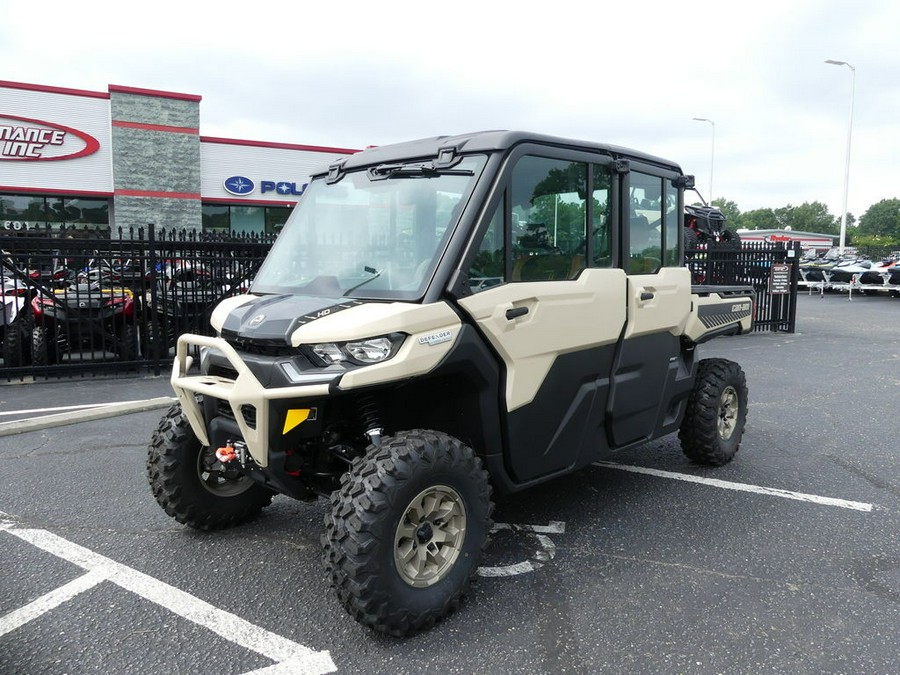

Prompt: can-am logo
[0,115,100,161]
[223,175,307,197]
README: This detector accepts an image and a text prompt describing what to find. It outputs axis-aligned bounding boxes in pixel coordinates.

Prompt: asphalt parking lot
[1,291,898,674]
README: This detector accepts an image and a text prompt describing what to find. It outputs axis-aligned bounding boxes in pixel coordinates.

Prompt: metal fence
[1,225,274,381]
[686,240,801,333]
[2,230,801,382]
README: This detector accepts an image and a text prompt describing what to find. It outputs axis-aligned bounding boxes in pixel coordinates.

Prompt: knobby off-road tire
[322,429,493,637]
[31,325,59,366]
[679,358,748,466]
[116,323,137,361]
[717,229,742,250]
[147,402,273,530]
[2,315,31,366]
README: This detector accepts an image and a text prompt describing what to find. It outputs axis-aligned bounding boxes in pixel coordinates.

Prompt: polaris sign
[224,175,307,197]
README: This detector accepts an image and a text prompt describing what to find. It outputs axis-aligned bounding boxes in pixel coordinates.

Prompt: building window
[201,204,292,235]
[1,193,109,235]
[201,204,229,232]
[265,206,290,234]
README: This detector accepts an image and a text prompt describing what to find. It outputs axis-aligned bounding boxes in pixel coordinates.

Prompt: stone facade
[110,88,202,233]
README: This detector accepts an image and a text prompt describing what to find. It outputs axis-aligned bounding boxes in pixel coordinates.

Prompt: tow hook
[216,440,248,465]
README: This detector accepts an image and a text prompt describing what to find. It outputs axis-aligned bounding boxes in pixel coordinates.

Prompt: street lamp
[692,117,715,202]
[825,59,855,255]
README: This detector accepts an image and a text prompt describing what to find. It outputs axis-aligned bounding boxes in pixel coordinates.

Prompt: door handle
[640,291,654,301]
[505,306,529,320]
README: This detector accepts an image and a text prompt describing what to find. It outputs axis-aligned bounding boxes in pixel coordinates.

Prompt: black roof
[314,130,683,176]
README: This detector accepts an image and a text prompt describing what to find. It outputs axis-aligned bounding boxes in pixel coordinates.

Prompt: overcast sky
[2,0,897,221]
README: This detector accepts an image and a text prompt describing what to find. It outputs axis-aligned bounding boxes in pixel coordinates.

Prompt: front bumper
[170,333,335,467]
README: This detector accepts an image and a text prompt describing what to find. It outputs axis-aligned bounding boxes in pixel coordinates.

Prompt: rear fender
[684,287,754,344]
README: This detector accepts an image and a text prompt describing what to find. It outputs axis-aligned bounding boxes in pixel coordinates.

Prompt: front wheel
[32,325,60,365]
[2,314,31,366]
[679,358,748,466]
[322,429,493,636]
[146,402,274,530]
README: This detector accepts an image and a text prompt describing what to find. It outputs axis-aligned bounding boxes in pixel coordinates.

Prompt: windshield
[251,155,487,299]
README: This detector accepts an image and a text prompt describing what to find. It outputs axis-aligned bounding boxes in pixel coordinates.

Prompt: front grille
[223,337,295,357]
[208,364,238,380]
[215,400,257,428]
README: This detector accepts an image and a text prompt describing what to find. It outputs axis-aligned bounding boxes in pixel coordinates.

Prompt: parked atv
[31,283,138,364]
[1,272,31,366]
[684,203,742,249]
[147,131,754,637]
[144,262,227,358]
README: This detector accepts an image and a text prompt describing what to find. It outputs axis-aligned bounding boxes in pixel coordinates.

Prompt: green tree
[736,208,777,231]
[711,197,741,224]
[858,198,900,239]
[777,202,841,233]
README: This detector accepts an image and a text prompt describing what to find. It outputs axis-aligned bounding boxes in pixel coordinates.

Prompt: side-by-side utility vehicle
[147,131,755,636]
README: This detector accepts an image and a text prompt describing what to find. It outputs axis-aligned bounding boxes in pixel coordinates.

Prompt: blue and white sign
[263,181,305,196]
[224,175,255,195]
[222,175,306,197]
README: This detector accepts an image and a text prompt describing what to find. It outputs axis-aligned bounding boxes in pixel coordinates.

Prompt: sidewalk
[0,374,176,435]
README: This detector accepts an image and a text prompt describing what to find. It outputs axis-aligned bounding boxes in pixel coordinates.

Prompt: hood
[219,294,363,344]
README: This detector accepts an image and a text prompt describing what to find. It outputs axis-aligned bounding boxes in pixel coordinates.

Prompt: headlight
[344,337,394,363]
[309,333,404,366]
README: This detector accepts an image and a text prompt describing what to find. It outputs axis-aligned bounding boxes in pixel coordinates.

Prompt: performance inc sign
[0,114,100,161]
[0,83,113,193]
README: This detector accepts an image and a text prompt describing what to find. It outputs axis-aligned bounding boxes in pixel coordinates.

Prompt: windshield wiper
[368,163,474,180]
[343,265,382,295]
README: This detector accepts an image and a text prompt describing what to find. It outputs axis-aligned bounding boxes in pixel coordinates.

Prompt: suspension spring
[357,395,383,447]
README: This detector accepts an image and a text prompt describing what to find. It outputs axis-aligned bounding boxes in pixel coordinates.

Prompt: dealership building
[0,80,358,237]
[735,228,836,252]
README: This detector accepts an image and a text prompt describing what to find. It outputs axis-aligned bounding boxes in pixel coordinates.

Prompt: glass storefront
[201,203,291,235]
[0,193,110,236]
[2,196,291,237]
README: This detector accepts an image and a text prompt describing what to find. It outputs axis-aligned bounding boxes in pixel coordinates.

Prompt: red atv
[31,283,138,365]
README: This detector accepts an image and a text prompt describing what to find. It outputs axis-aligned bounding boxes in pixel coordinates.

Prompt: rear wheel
[718,229,742,250]
[322,429,493,636]
[118,323,138,361]
[147,402,274,530]
[679,358,748,466]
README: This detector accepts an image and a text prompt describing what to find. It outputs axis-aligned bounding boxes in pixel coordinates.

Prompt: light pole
[825,59,855,255]
[693,117,715,202]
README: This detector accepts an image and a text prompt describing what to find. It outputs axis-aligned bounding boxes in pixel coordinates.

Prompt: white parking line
[594,462,875,512]
[0,396,176,437]
[0,568,109,638]
[477,521,566,578]
[0,403,114,416]
[0,516,336,675]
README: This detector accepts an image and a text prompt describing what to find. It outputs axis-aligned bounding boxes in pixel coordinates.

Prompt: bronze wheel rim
[394,485,467,588]
[718,386,739,440]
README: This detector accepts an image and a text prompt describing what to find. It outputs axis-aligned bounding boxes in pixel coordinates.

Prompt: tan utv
[147,131,754,636]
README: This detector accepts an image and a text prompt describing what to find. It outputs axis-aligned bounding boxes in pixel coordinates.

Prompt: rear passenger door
[607,169,692,446]
[456,147,626,483]
[623,170,691,338]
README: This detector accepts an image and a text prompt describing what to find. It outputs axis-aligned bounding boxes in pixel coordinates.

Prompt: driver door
[457,151,624,483]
